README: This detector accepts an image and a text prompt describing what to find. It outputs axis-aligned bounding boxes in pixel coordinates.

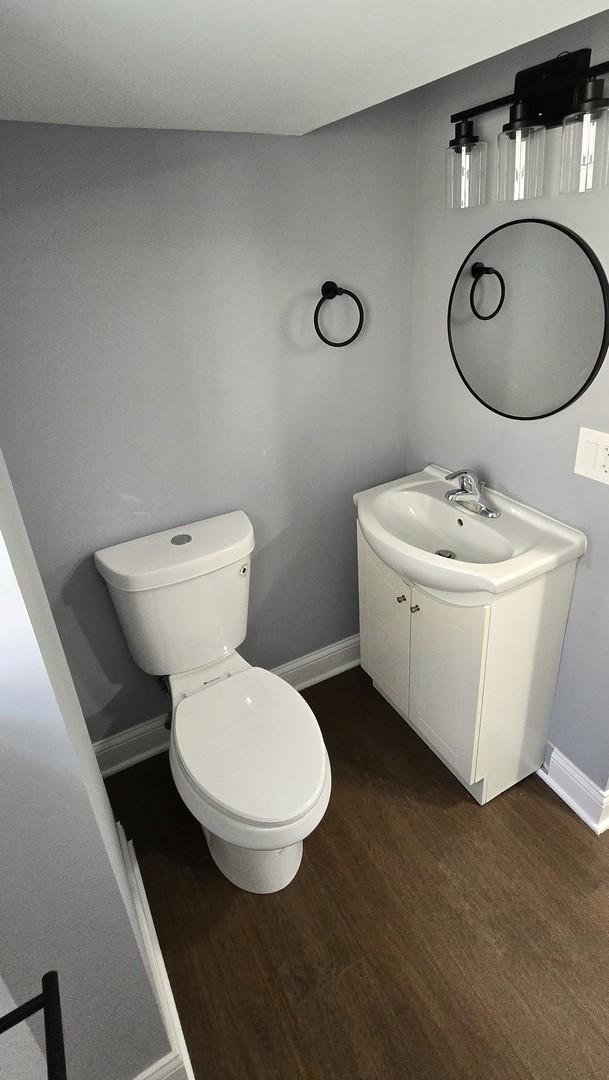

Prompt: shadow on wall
[280,288,323,356]
[60,558,167,742]
[3,121,284,216]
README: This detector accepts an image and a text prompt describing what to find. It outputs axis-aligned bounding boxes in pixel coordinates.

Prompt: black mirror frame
[447,218,609,421]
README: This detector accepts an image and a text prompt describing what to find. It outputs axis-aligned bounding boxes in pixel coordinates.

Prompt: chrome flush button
[171,533,192,546]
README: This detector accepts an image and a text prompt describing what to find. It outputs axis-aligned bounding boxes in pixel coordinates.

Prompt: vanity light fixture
[447,48,609,208]
[560,78,609,194]
[497,103,545,202]
[445,120,487,209]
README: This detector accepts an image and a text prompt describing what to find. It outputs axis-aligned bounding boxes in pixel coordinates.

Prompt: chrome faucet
[445,469,500,519]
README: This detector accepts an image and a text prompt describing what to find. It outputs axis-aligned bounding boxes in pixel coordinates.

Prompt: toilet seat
[173,667,327,827]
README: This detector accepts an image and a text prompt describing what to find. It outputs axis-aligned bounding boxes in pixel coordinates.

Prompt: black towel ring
[470,262,506,321]
[314,281,364,347]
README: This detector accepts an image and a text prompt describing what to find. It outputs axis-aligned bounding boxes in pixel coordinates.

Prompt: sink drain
[436,548,456,559]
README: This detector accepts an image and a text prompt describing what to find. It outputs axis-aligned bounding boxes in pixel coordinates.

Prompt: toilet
[94,510,331,893]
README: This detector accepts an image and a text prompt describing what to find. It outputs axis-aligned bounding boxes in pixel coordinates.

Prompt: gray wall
[0,448,169,1079]
[407,10,609,787]
[0,100,417,741]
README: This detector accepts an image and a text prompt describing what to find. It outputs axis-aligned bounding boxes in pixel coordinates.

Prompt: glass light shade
[445,142,487,209]
[497,124,546,202]
[560,105,609,194]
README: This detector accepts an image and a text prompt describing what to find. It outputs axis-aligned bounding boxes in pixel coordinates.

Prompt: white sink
[354,465,586,594]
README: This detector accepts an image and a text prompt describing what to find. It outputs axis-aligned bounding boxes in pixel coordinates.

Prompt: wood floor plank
[292,957,412,1080]
[107,667,609,1080]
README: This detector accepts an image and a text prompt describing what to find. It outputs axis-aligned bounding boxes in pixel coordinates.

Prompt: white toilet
[95,511,331,894]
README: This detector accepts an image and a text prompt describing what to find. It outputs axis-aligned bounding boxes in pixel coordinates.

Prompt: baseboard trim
[273,632,360,692]
[537,748,609,835]
[134,1051,188,1080]
[96,714,171,778]
[118,824,195,1080]
[95,634,360,777]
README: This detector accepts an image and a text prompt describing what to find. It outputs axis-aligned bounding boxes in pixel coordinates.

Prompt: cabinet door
[408,586,489,784]
[357,529,410,714]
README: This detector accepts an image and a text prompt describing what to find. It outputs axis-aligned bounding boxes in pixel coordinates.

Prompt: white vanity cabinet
[357,532,411,710]
[408,584,489,786]
[357,525,577,804]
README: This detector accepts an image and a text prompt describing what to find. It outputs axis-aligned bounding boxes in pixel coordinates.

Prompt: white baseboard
[96,713,171,778]
[117,824,195,1080]
[273,632,360,691]
[94,634,360,778]
[134,1052,188,1080]
[537,747,609,835]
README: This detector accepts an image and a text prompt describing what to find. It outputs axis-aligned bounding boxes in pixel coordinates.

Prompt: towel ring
[470,262,506,321]
[314,281,364,347]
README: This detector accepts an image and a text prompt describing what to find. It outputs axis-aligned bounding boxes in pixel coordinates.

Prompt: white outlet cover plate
[574,427,609,485]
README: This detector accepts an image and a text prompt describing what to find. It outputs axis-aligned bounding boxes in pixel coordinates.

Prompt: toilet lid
[173,667,327,826]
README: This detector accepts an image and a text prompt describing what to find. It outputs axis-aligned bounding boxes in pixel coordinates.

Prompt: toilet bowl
[168,658,331,893]
[94,509,331,893]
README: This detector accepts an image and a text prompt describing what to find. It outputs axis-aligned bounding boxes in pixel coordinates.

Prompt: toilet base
[205,830,303,893]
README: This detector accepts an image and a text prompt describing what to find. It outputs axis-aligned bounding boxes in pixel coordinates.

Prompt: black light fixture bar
[450,48,609,127]
[451,93,513,125]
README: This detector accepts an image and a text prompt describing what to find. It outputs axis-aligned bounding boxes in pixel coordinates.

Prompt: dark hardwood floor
[107,667,609,1080]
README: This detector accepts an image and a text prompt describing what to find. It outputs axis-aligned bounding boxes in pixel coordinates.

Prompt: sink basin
[354,465,586,594]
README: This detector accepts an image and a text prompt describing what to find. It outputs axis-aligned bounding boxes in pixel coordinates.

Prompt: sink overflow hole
[436,549,456,559]
[457,518,464,527]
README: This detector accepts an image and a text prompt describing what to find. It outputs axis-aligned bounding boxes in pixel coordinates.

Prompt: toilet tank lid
[94,511,254,592]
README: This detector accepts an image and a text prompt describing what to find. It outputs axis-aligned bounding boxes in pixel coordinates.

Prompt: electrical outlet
[574,427,609,485]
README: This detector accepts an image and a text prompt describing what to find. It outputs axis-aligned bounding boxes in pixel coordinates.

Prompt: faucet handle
[445,469,484,495]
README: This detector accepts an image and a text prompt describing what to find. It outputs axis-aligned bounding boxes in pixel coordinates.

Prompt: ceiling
[2,1,607,135]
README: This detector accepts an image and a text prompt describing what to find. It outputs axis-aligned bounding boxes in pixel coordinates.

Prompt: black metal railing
[0,971,67,1079]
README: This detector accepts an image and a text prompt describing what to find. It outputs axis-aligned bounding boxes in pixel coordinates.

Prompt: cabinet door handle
[396,594,408,604]
[410,604,420,613]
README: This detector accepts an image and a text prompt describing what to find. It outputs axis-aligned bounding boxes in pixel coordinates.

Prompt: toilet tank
[94,511,254,675]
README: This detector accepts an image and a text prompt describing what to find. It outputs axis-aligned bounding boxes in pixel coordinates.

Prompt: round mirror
[448,219,609,419]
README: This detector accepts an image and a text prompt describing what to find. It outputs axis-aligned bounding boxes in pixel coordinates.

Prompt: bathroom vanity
[354,466,586,804]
